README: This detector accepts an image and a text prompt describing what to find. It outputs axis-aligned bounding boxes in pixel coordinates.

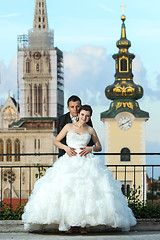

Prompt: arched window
[29,84,32,116]
[38,84,42,116]
[34,84,38,114]
[120,147,130,162]
[0,139,4,162]
[39,17,41,22]
[14,139,20,162]
[49,61,51,73]
[120,58,127,71]
[43,17,45,22]
[26,59,30,73]
[6,139,12,162]
[46,84,49,116]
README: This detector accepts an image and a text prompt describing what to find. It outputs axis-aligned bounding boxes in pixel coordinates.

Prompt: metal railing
[0,152,160,209]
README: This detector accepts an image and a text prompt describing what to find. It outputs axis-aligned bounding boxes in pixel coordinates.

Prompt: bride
[22,105,136,233]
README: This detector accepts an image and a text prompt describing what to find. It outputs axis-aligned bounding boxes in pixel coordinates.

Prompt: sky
[0,0,160,177]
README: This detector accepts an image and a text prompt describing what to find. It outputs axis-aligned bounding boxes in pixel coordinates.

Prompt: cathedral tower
[101,13,149,198]
[17,0,64,118]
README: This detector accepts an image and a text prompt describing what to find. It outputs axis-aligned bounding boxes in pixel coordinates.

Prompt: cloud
[64,44,114,106]
[0,44,160,162]
[0,13,20,18]
[96,3,116,14]
[63,44,160,155]
[0,54,17,103]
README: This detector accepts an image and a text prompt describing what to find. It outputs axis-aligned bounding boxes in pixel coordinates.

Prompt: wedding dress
[22,131,136,231]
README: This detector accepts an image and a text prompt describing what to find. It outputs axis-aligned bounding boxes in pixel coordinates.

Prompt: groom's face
[67,101,81,117]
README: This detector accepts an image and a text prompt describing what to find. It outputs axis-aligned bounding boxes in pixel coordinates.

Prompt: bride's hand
[79,147,92,157]
[65,146,77,157]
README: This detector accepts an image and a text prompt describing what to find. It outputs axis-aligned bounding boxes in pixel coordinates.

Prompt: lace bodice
[66,131,91,148]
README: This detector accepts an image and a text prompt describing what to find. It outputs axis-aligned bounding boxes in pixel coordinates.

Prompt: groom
[57,95,93,157]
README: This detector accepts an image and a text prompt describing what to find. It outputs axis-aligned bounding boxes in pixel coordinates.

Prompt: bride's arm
[54,124,77,157]
[91,128,102,152]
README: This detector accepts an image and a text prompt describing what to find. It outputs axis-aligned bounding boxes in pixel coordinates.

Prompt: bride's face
[78,110,91,123]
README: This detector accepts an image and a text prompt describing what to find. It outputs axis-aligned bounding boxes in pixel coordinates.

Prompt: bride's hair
[78,105,92,116]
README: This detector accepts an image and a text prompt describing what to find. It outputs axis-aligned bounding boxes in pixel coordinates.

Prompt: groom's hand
[79,147,92,157]
[65,147,77,157]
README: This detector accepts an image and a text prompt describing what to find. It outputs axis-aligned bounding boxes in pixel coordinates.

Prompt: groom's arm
[57,114,66,134]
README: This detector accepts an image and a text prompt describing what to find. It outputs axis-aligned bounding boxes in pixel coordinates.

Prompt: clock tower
[17,0,64,118]
[101,14,149,198]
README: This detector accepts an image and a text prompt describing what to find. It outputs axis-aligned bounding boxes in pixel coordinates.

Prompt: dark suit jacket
[57,112,93,157]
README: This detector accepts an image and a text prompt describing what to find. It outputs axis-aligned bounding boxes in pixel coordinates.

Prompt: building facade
[101,14,149,199]
[0,0,63,202]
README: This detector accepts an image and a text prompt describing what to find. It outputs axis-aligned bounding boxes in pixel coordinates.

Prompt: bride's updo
[78,105,93,116]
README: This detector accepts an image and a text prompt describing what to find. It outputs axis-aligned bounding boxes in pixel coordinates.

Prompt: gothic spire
[33,0,48,29]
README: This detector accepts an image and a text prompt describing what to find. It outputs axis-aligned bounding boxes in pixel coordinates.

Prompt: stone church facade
[0,0,63,202]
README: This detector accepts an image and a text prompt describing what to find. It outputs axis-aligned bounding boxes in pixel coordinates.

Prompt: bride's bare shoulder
[87,125,94,134]
[64,123,74,130]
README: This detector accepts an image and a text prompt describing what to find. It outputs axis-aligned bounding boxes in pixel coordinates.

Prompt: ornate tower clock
[101,14,149,198]
[17,0,64,118]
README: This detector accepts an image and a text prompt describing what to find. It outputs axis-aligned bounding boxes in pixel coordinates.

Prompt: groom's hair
[79,105,93,116]
[67,95,81,106]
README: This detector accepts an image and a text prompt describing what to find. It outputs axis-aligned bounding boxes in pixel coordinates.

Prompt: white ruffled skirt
[22,153,136,231]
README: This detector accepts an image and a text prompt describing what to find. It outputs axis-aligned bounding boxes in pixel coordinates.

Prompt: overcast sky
[0,0,160,177]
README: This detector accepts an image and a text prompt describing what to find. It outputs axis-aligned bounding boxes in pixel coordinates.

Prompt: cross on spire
[120,3,127,16]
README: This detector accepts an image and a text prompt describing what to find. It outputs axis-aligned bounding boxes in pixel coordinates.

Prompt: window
[26,59,30,73]
[30,84,32,116]
[0,139,4,162]
[34,84,38,114]
[6,139,12,162]
[120,58,127,71]
[49,61,51,73]
[36,64,39,72]
[39,17,41,22]
[38,139,40,149]
[38,84,42,116]
[14,139,20,162]
[120,147,130,162]
[121,183,130,196]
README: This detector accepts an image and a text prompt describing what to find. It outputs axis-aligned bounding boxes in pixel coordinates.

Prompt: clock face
[118,116,132,130]
[33,52,41,60]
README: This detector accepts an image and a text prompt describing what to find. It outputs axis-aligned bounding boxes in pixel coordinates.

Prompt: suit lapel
[66,112,72,123]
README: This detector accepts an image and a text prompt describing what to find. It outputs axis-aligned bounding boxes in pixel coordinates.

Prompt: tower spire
[33,0,48,29]
[101,12,149,119]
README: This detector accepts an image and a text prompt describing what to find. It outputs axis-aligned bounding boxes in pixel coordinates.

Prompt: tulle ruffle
[22,153,136,231]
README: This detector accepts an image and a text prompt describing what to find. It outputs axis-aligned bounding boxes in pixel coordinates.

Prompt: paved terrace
[0,220,160,240]
[0,231,160,240]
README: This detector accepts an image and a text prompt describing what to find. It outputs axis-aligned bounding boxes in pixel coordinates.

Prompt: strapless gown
[22,131,136,231]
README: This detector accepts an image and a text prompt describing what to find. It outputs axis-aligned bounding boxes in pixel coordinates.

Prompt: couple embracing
[22,95,136,234]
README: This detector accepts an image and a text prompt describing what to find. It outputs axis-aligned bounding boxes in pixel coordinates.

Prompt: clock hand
[119,120,131,127]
